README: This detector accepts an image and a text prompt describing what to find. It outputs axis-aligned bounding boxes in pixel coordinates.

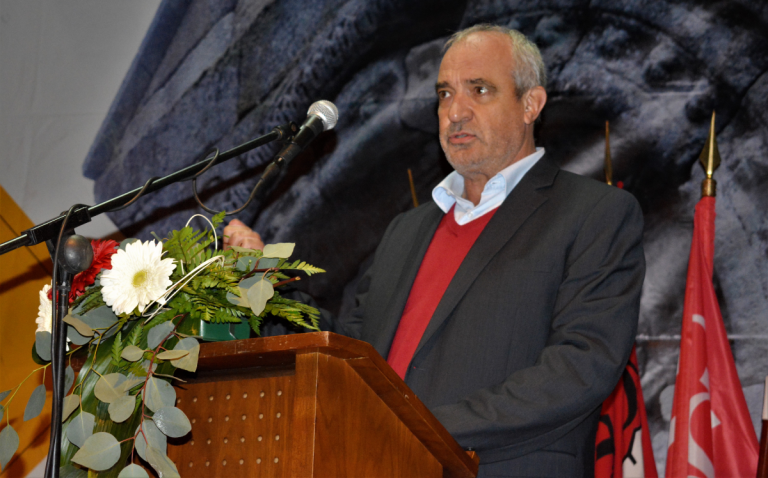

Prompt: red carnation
[49,239,120,303]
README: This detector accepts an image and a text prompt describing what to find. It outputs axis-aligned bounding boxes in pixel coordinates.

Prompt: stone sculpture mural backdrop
[83,0,768,472]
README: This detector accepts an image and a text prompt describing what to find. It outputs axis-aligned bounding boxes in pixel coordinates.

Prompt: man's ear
[523,86,547,125]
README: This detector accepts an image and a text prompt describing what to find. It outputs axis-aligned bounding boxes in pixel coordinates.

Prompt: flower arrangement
[0,212,324,477]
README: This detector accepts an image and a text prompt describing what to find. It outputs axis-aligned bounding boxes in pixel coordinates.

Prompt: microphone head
[307,100,339,131]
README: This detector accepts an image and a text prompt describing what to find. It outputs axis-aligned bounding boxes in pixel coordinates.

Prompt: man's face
[436,32,531,178]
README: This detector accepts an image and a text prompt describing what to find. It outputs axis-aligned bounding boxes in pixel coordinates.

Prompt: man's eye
[437,90,451,100]
[475,86,488,95]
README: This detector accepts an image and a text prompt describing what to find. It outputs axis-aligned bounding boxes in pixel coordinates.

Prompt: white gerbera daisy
[100,240,175,315]
[36,284,53,333]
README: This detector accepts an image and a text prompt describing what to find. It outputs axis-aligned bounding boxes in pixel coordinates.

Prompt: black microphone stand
[0,121,296,478]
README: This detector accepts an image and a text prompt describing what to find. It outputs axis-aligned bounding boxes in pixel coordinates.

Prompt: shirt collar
[432,148,545,224]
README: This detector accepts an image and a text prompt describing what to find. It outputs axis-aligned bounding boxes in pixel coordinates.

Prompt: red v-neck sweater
[386,206,498,379]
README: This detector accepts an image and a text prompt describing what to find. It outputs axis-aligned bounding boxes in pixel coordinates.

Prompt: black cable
[44,204,86,478]
[108,176,159,212]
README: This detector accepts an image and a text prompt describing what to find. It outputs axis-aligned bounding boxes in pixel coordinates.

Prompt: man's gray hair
[444,24,547,98]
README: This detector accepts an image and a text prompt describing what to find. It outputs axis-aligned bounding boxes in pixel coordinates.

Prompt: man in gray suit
[225,24,644,477]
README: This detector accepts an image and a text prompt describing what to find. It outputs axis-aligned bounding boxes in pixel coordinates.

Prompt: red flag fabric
[665,196,758,477]
[596,346,659,478]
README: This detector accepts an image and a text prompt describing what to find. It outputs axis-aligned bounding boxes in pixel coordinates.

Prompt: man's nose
[448,93,472,123]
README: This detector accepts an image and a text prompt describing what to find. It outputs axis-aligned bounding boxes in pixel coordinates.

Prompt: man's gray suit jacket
[336,157,645,477]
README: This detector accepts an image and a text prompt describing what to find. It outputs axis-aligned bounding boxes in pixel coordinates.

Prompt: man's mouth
[449,132,476,144]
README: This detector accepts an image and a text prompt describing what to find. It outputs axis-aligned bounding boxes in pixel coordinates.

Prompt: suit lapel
[413,157,560,357]
[367,204,444,357]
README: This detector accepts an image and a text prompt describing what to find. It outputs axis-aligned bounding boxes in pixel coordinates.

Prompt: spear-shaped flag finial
[698,111,722,197]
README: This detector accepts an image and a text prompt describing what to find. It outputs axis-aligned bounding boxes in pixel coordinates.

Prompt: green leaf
[142,377,176,413]
[94,373,128,404]
[111,331,123,366]
[59,464,88,478]
[0,405,4,422]
[35,331,52,362]
[64,314,94,337]
[62,394,80,422]
[71,432,122,471]
[229,245,259,254]
[258,257,280,269]
[108,395,136,423]
[152,407,191,438]
[156,350,188,361]
[146,445,180,478]
[23,384,46,421]
[247,279,274,316]
[66,411,95,448]
[120,377,145,394]
[65,365,75,394]
[121,345,145,362]
[68,306,119,345]
[128,322,144,346]
[118,464,150,478]
[0,425,19,470]
[0,390,10,402]
[262,242,294,258]
[134,420,166,461]
[173,338,200,373]
[147,322,175,350]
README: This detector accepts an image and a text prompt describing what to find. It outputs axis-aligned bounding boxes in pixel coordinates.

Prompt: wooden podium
[168,332,479,477]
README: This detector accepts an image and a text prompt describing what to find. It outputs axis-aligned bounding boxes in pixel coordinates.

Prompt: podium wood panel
[168,332,478,478]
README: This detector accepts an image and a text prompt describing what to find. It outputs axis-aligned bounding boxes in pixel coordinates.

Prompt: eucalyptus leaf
[225,288,249,307]
[0,405,3,422]
[173,338,200,373]
[120,377,145,394]
[71,432,121,471]
[257,257,280,268]
[156,350,188,361]
[142,377,176,413]
[35,331,52,362]
[246,279,274,316]
[118,464,150,478]
[121,345,145,362]
[146,445,180,478]
[0,425,19,470]
[235,255,256,271]
[118,238,140,251]
[108,395,136,423]
[63,314,94,337]
[69,306,120,344]
[263,243,295,258]
[94,373,127,403]
[153,407,191,438]
[66,411,95,448]
[23,384,46,421]
[134,420,166,461]
[0,390,10,402]
[64,365,75,394]
[62,394,80,422]
[147,322,175,350]
[229,245,261,254]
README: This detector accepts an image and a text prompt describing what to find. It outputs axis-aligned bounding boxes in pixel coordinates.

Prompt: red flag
[665,196,758,477]
[596,347,659,477]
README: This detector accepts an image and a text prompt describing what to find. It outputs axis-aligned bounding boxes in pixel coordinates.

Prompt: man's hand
[222,219,265,251]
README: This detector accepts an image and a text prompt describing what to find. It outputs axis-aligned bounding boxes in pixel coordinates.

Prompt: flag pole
[604,121,613,186]
[758,376,768,478]
[699,111,721,197]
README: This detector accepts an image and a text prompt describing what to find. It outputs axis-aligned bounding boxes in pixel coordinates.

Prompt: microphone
[275,100,339,165]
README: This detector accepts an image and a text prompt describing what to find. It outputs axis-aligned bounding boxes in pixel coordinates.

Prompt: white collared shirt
[432,148,545,225]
